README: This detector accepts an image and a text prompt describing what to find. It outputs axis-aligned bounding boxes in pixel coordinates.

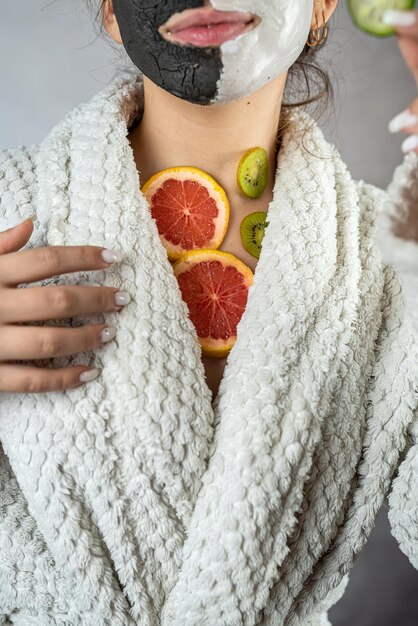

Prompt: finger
[0,245,122,286]
[0,285,129,323]
[388,97,418,153]
[396,34,418,85]
[389,98,418,135]
[0,323,116,361]
[387,10,418,35]
[0,363,99,393]
[385,10,418,84]
[0,217,34,255]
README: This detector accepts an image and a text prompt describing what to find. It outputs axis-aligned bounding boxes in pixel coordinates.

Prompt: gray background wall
[1,1,418,624]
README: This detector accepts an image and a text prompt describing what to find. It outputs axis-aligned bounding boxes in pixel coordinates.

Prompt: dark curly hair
[85,0,334,122]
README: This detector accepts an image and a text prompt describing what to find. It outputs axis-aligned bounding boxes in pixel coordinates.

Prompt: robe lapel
[158,91,365,623]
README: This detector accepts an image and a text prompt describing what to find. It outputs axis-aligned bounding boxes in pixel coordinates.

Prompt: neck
[128,73,288,206]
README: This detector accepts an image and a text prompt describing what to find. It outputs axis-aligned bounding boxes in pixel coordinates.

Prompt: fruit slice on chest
[240,211,269,259]
[141,166,230,261]
[237,147,269,199]
[172,249,254,357]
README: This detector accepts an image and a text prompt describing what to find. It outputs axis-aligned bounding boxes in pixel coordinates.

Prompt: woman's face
[112,0,314,105]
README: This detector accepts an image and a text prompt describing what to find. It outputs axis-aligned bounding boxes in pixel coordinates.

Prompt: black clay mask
[112,0,314,105]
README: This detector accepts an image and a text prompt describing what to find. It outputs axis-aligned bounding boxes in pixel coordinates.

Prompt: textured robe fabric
[0,71,417,626]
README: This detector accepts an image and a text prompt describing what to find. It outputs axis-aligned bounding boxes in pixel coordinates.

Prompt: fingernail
[101,248,123,263]
[388,109,418,133]
[382,10,416,26]
[401,134,418,153]
[7,213,37,230]
[100,325,116,343]
[79,368,99,383]
[114,291,131,306]
[23,212,37,223]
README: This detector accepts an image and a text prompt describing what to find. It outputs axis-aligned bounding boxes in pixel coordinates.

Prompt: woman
[0,1,417,624]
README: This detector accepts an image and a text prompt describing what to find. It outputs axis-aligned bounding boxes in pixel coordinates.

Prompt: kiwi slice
[347,0,416,37]
[237,147,269,199]
[240,211,269,259]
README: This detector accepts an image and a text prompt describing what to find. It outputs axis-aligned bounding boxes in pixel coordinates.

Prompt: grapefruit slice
[141,166,230,262]
[172,249,254,357]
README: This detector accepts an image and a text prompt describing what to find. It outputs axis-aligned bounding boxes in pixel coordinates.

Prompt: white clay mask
[112,0,314,105]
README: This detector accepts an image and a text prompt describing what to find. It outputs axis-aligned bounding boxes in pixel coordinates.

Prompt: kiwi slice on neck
[237,147,269,199]
[240,211,269,259]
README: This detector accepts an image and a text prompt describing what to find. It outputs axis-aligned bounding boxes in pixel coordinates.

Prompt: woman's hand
[386,9,418,151]
[0,217,130,393]
[383,9,418,241]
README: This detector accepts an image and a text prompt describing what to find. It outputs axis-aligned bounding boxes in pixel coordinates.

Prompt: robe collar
[37,70,361,423]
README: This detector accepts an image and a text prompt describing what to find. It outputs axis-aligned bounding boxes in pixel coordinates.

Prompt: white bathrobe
[0,71,417,626]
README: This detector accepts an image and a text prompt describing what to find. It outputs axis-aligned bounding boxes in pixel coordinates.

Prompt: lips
[165,7,255,33]
[159,7,260,47]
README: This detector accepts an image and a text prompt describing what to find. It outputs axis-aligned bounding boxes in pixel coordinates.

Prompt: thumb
[0,216,35,255]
